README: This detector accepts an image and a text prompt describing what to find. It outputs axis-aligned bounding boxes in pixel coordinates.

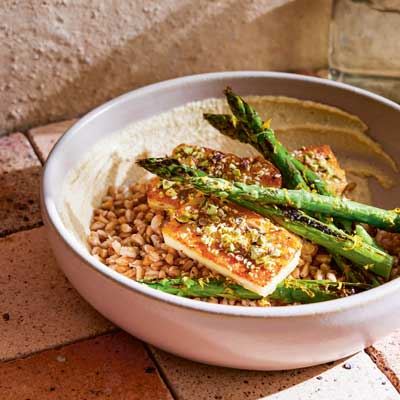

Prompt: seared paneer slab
[292,145,347,196]
[148,144,348,213]
[147,144,303,295]
[172,144,282,186]
[147,144,282,211]
[147,143,347,296]
[162,198,302,296]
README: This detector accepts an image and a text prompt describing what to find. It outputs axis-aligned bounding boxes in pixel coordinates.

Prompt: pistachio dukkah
[88,88,400,306]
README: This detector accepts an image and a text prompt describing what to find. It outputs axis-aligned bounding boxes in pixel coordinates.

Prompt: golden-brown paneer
[147,144,281,211]
[292,145,347,196]
[162,197,302,296]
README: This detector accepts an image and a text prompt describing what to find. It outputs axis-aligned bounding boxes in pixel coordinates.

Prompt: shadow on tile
[149,347,397,400]
[0,166,42,237]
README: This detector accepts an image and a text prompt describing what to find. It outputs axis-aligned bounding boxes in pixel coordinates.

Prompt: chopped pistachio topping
[185,198,295,278]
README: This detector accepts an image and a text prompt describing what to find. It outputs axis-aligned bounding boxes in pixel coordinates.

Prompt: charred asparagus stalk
[204,88,330,194]
[204,113,309,191]
[141,277,371,304]
[220,182,399,231]
[205,90,379,248]
[139,158,400,232]
[355,225,384,251]
[137,157,394,278]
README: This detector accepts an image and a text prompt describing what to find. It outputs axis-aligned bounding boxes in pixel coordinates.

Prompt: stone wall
[0,0,332,134]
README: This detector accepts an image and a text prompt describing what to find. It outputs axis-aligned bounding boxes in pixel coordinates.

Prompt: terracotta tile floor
[0,116,399,399]
[0,133,42,236]
[0,227,114,361]
[0,332,172,400]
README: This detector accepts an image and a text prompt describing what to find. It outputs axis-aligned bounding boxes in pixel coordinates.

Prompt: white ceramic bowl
[41,72,400,370]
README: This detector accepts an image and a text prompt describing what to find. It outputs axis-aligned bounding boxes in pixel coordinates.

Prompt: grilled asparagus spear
[223,87,335,195]
[205,88,378,244]
[137,157,394,278]
[204,89,330,193]
[204,113,309,191]
[138,158,400,232]
[141,277,371,304]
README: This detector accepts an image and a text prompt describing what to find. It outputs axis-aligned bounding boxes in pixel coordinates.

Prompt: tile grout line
[0,115,83,140]
[0,130,45,239]
[0,130,44,239]
[0,221,44,239]
[144,344,179,400]
[6,113,400,394]
[3,121,176,397]
[0,327,119,365]
[365,347,400,393]
[23,130,46,166]
[1,325,178,399]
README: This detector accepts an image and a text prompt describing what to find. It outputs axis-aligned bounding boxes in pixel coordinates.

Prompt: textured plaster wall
[0,0,332,134]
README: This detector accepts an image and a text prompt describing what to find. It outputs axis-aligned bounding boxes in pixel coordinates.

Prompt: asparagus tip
[223,86,233,96]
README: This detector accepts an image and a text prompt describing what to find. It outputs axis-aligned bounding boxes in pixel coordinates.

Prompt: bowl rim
[42,70,400,318]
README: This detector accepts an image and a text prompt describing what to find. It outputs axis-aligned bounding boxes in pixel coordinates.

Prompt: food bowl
[41,71,400,370]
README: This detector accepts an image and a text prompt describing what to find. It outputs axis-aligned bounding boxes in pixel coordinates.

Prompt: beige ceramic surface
[42,72,400,370]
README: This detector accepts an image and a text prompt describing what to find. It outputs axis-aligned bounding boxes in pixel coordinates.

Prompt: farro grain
[145,269,160,279]
[209,297,219,304]
[320,263,330,273]
[150,234,162,247]
[112,240,122,254]
[151,214,163,234]
[131,233,145,246]
[118,216,127,224]
[125,209,134,222]
[136,265,144,280]
[326,272,337,282]
[120,223,132,233]
[149,251,160,262]
[102,199,113,209]
[88,232,100,247]
[168,266,181,277]
[315,254,332,265]
[105,221,117,232]
[124,269,136,279]
[120,247,137,258]
[145,226,153,237]
[165,253,174,265]
[291,268,300,279]
[151,261,164,270]
[113,264,127,273]
[142,255,151,266]
[97,229,107,239]
[167,247,177,255]
[189,266,199,278]
[315,270,324,280]
[143,244,154,253]
[183,259,194,271]
[89,182,400,307]
[91,221,105,231]
[300,263,310,278]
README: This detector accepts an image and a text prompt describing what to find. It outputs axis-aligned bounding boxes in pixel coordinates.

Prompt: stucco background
[0,0,332,134]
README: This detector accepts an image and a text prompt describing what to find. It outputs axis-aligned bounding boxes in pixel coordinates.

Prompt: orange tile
[0,132,39,173]
[0,166,42,237]
[0,227,114,361]
[151,349,397,400]
[367,331,400,391]
[0,133,42,236]
[28,119,77,162]
[0,332,172,400]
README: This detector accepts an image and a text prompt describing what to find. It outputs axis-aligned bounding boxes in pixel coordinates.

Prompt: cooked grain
[88,182,400,307]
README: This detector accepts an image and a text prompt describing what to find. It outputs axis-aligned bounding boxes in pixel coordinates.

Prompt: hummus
[60,96,398,247]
